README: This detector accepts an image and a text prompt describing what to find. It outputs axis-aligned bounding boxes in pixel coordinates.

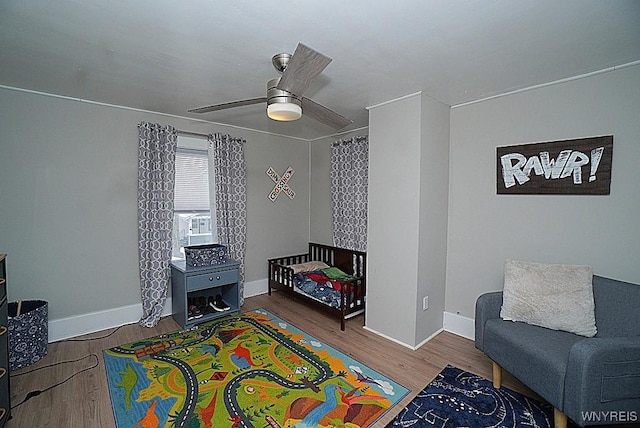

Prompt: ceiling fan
[188,43,352,130]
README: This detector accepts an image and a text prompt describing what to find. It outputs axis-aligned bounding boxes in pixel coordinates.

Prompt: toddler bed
[268,242,366,330]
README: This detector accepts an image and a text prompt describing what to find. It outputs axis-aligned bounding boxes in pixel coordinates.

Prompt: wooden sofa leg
[553,408,567,428]
[492,361,502,388]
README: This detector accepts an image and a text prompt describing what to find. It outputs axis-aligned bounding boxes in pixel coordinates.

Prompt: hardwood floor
[6,290,533,427]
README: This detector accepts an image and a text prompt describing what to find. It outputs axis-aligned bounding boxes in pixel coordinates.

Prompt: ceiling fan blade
[188,97,267,114]
[302,97,352,130]
[277,43,332,97]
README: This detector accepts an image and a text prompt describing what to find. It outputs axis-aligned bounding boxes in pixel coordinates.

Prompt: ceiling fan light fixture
[267,102,302,121]
[190,44,351,129]
[266,77,302,121]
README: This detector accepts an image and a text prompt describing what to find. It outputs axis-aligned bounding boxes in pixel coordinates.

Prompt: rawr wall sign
[497,136,613,195]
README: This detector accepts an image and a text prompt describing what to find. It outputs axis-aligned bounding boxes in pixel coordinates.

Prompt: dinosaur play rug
[103,309,408,427]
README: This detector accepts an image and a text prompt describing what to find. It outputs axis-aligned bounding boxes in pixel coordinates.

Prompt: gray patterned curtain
[331,136,369,252]
[208,133,248,304]
[137,122,177,327]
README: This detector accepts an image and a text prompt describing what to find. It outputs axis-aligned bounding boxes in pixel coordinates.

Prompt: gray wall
[416,94,450,343]
[446,64,640,319]
[3,63,638,343]
[0,87,310,321]
[367,93,450,347]
[367,94,423,345]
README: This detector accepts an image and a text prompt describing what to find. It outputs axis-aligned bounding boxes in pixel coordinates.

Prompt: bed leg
[340,318,345,331]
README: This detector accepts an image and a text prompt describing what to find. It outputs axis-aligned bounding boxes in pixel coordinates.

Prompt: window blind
[174,150,209,211]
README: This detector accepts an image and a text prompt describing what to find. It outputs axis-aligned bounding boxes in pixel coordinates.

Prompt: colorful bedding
[294,267,356,309]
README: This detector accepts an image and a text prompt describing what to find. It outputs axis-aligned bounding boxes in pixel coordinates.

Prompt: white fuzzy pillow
[500,260,597,337]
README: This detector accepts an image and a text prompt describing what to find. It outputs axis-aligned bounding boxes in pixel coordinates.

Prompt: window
[172,144,217,260]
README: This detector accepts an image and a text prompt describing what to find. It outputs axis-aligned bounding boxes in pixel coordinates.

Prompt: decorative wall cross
[266,166,296,202]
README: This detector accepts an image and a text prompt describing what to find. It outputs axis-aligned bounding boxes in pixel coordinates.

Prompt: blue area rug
[386,365,559,428]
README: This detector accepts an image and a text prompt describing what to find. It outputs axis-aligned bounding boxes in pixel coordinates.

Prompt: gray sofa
[475,275,640,427]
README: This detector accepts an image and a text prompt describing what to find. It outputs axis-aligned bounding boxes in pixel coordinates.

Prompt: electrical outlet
[423,296,429,310]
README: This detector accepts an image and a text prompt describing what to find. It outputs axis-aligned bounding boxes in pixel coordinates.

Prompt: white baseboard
[414,328,445,349]
[243,278,268,298]
[362,325,418,350]
[48,278,271,343]
[364,311,475,349]
[48,297,174,343]
[48,284,474,345]
[363,325,444,351]
[443,311,475,340]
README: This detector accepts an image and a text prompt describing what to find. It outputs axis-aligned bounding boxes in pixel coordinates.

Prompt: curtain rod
[177,129,209,138]
[176,129,246,143]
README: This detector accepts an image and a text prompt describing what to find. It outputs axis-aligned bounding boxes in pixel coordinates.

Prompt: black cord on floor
[10,321,138,408]
[10,353,99,409]
[10,353,97,378]
[61,322,132,342]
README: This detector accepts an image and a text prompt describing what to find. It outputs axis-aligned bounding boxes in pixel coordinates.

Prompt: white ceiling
[2,0,639,140]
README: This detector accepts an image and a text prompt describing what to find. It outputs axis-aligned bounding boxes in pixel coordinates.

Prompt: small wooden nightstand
[170,259,240,329]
